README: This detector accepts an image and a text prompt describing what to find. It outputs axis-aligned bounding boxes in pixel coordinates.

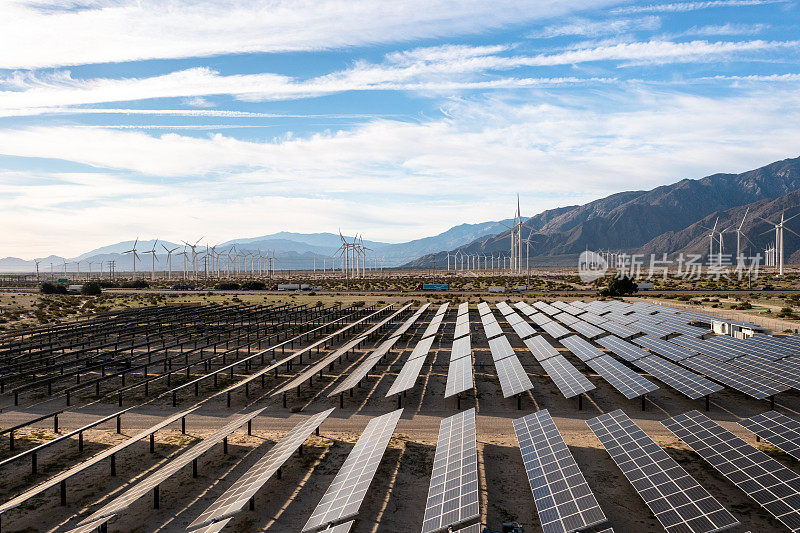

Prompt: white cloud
[2,38,794,116]
[0,0,620,69]
[613,0,785,14]
[3,85,800,257]
[182,96,214,107]
[528,16,661,38]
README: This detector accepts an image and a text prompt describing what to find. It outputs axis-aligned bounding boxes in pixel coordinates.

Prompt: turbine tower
[123,237,141,280]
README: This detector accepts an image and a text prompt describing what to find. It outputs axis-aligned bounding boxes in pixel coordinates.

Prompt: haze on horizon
[3,0,800,260]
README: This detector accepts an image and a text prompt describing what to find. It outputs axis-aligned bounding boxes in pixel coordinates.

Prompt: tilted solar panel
[588,410,738,533]
[583,355,658,399]
[679,354,787,400]
[595,335,649,362]
[523,335,560,362]
[188,409,334,529]
[445,356,474,398]
[514,410,607,533]
[662,410,800,532]
[540,355,595,399]
[541,321,571,340]
[568,320,605,340]
[421,409,479,533]
[560,335,604,363]
[494,353,534,398]
[632,335,694,362]
[631,355,722,400]
[302,410,403,531]
[739,410,800,461]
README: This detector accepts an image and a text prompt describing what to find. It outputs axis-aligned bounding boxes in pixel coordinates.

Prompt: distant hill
[0,219,519,272]
[406,156,800,267]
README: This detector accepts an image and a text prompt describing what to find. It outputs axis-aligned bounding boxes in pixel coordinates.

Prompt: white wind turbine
[142,239,159,281]
[162,244,179,280]
[700,217,719,265]
[757,211,800,276]
[735,207,750,264]
[123,238,141,280]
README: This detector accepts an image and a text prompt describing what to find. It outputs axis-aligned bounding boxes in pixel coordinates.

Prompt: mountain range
[406,156,800,268]
[0,220,521,273]
[7,155,800,274]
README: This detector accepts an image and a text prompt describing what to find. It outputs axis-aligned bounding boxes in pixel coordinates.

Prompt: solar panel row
[588,410,738,533]
[514,410,607,533]
[663,410,800,532]
[421,409,479,533]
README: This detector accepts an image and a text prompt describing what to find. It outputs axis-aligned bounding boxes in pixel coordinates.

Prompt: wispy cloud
[528,16,661,38]
[0,0,620,69]
[3,39,793,116]
[182,96,214,108]
[613,0,785,14]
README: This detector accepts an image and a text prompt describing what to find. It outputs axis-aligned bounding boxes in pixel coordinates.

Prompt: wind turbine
[758,211,800,276]
[34,259,41,282]
[700,217,719,265]
[142,239,159,281]
[162,244,179,280]
[735,207,750,264]
[123,238,140,280]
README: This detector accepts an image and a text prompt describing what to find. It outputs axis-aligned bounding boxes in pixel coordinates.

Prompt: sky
[3,0,800,259]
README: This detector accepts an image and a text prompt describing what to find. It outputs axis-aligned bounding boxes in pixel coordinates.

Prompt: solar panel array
[0,407,199,514]
[331,304,430,395]
[595,335,649,362]
[503,309,537,340]
[588,410,739,533]
[421,409,479,533]
[668,335,735,362]
[189,408,335,529]
[387,304,449,397]
[275,304,410,396]
[632,335,694,362]
[595,320,638,339]
[552,312,580,326]
[739,410,800,461]
[629,355,722,400]
[80,408,266,526]
[726,354,800,390]
[679,354,788,400]
[488,336,533,398]
[445,334,474,398]
[662,410,800,532]
[513,410,607,533]
[479,311,503,339]
[302,409,403,531]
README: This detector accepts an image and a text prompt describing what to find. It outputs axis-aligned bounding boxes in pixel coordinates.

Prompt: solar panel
[387,336,436,396]
[529,312,554,327]
[189,409,335,529]
[595,335,650,362]
[514,301,536,316]
[504,310,536,340]
[524,335,560,362]
[662,410,800,532]
[0,407,199,514]
[630,355,722,400]
[553,312,580,326]
[479,315,502,340]
[739,411,800,461]
[583,355,658,399]
[496,301,515,316]
[533,301,560,315]
[541,321,571,339]
[679,354,788,400]
[421,409,479,533]
[540,355,595,399]
[454,321,471,340]
[458,302,469,316]
[669,336,735,362]
[302,410,403,531]
[494,352,534,398]
[488,336,515,362]
[331,305,430,395]
[560,335,604,362]
[445,356,474,398]
[80,408,267,525]
[726,354,800,390]
[595,320,638,338]
[477,302,492,316]
[632,335,694,362]
[421,303,450,338]
[577,312,607,326]
[588,410,738,533]
[514,410,607,533]
[451,336,471,360]
[568,320,605,340]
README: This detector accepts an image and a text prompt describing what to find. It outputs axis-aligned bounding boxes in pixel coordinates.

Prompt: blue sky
[2,0,800,259]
